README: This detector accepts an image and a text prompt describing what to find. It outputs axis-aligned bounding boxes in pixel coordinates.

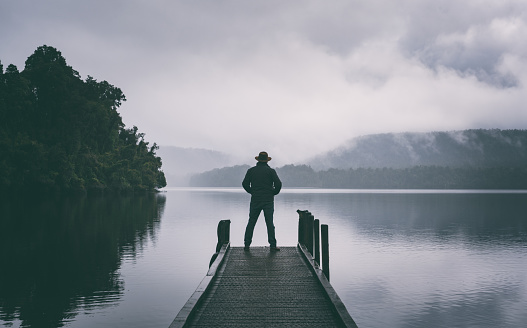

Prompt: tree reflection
[0,193,166,327]
[300,192,527,240]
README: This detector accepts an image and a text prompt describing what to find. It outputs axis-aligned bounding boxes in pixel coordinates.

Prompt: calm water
[1,188,526,328]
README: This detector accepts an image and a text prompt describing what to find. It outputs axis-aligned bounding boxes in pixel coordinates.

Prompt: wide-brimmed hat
[255,151,272,162]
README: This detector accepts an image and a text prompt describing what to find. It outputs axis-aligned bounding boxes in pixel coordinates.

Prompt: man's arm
[272,169,282,195]
[242,169,252,194]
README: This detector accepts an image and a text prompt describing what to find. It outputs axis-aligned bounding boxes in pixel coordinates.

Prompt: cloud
[1,0,527,164]
[414,16,527,87]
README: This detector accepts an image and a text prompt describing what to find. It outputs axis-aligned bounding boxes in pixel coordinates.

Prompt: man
[242,151,282,251]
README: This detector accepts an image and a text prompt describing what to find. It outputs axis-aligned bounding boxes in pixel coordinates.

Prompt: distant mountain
[307,129,527,170]
[156,146,236,186]
[188,165,250,187]
[189,164,527,189]
[188,129,527,189]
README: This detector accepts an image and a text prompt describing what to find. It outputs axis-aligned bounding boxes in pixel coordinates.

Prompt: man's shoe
[244,246,250,251]
[270,246,280,251]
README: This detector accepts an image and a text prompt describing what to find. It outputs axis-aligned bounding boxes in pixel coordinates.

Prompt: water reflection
[183,189,527,328]
[2,189,524,328]
[286,192,527,240]
[0,193,166,328]
[301,192,527,328]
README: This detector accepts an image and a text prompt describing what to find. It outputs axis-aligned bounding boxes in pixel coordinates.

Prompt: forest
[189,164,527,189]
[309,129,527,170]
[0,45,166,192]
[189,128,527,189]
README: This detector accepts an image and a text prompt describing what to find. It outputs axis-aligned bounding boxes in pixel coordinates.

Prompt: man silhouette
[242,151,282,251]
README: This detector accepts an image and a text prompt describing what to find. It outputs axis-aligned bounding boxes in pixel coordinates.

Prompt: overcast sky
[2,0,527,164]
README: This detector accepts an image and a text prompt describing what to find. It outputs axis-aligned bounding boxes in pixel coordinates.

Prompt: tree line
[0,45,166,192]
[309,129,527,170]
[189,164,527,189]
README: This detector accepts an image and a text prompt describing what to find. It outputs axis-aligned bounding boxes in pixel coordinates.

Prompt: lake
[1,188,526,327]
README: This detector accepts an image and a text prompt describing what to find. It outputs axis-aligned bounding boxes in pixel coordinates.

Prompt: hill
[188,129,527,189]
[189,164,527,189]
[0,45,166,192]
[156,146,236,186]
[307,129,527,170]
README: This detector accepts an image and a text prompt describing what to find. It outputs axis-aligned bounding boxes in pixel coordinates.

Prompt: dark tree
[0,45,166,192]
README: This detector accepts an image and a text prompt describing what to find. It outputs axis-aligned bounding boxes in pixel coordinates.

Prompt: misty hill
[189,129,527,189]
[189,165,250,187]
[189,164,527,189]
[307,129,527,170]
[156,146,236,186]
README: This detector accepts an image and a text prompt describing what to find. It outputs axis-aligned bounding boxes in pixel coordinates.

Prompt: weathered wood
[182,247,357,327]
[306,213,315,256]
[210,220,231,267]
[169,243,230,328]
[314,218,320,265]
[297,210,303,244]
[297,209,310,245]
[321,224,330,281]
[172,216,357,328]
[302,215,310,249]
[298,216,304,245]
[215,219,230,253]
[298,244,359,328]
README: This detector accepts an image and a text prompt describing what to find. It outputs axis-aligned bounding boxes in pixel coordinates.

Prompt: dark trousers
[244,200,276,247]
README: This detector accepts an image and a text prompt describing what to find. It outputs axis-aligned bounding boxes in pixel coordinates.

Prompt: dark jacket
[242,162,282,202]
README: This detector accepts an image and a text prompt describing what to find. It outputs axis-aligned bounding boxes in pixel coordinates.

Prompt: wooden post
[297,210,310,246]
[314,219,320,265]
[223,220,230,245]
[304,214,311,249]
[297,212,304,245]
[321,224,330,281]
[306,214,314,256]
[297,210,313,247]
[215,220,231,252]
[211,220,231,267]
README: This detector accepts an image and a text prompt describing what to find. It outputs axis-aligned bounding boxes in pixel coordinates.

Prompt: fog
[2,0,527,164]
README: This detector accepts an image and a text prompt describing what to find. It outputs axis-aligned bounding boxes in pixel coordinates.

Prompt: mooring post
[215,219,231,252]
[210,220,231,267]
[321,224,330,281]
[297,210,310,246]
[302,215,310,251]
[314,219,320,265]
[306,213,315,256]
[298,212,304,245]
[224,220,230,245]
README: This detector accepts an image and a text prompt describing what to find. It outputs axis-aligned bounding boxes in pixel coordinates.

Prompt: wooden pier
[169,211,358,328]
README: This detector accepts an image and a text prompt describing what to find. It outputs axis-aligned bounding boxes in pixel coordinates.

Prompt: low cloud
[1,0,527,164]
